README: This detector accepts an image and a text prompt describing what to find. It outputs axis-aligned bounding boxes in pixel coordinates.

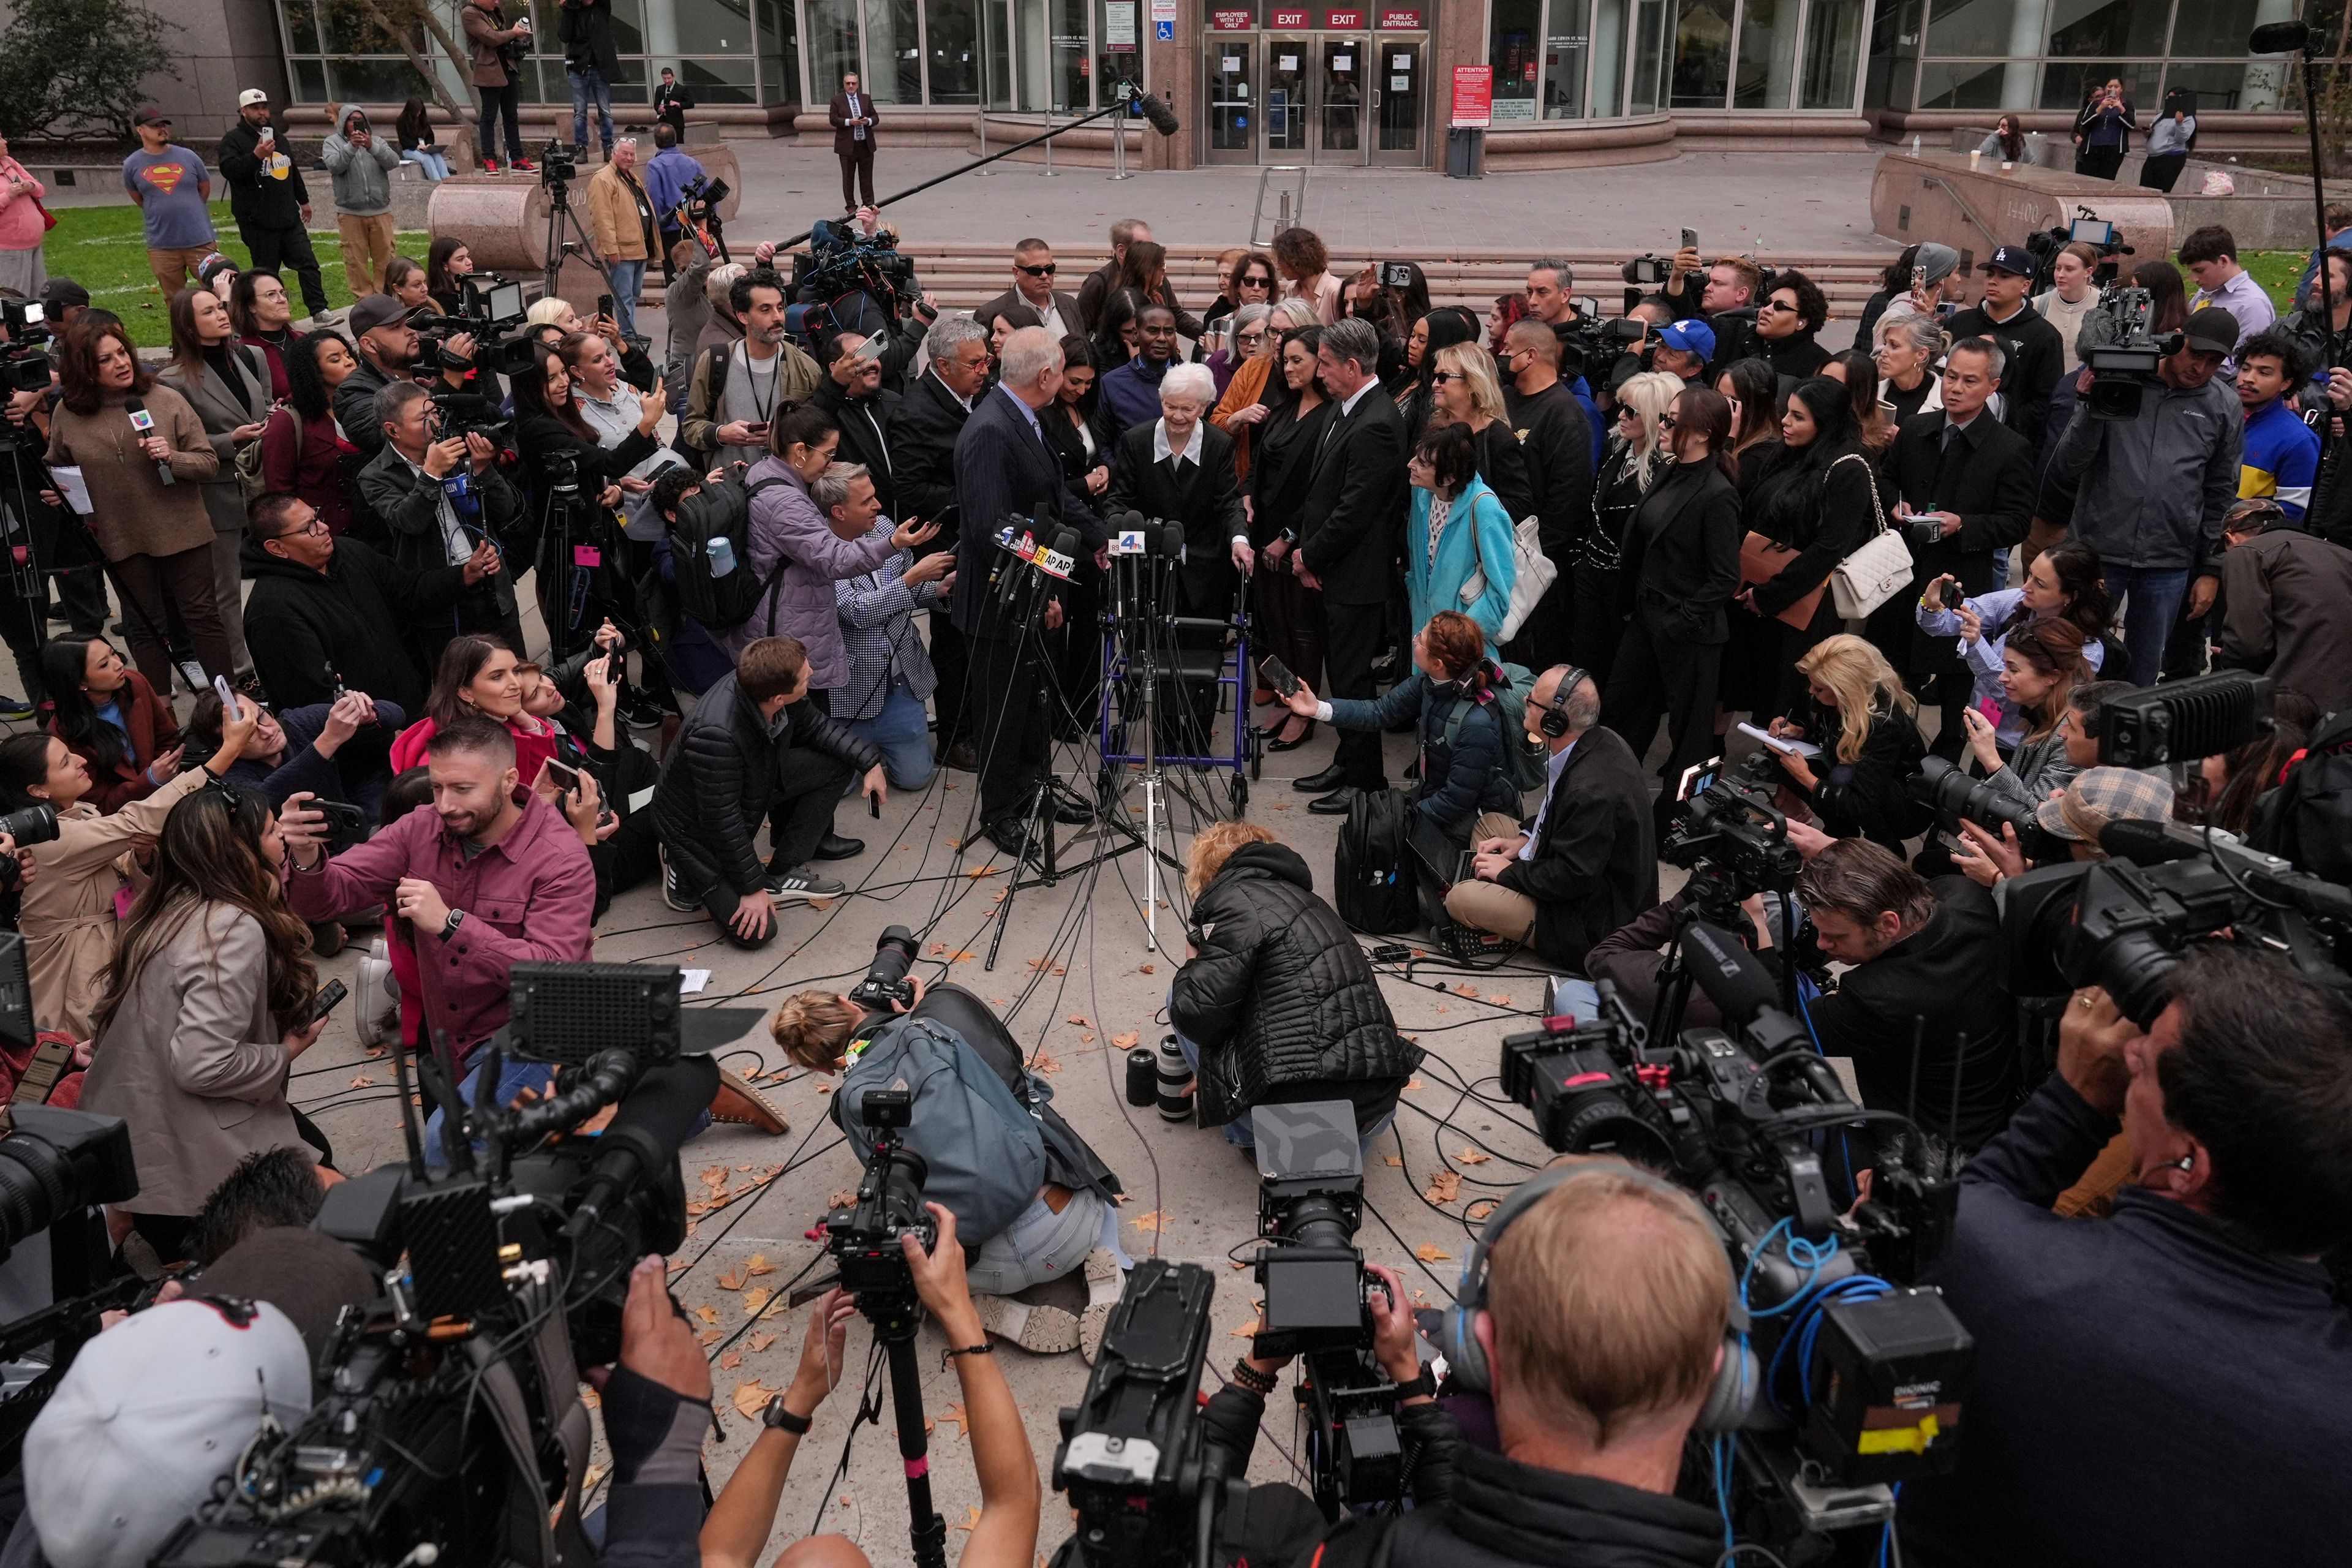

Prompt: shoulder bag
[1825,452,1914,619]
[1456,488,1556,644]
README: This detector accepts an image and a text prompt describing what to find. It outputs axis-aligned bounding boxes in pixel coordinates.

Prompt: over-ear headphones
[1537,666,1589,739]
[1430,1159,1758,1433]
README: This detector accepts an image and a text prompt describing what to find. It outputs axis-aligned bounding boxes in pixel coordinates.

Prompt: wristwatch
[761,1394,812,1434]
[441,908,466,942]
[1390,1365,1437,1401]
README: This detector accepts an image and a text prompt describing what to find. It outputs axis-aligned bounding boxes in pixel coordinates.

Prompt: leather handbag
[1826,453,1914,619]
[1739,533,1824,631]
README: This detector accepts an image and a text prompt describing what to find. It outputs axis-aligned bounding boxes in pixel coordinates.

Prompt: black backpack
[666,472,791,633]
[2251,709,2352,889]
[1335,787,1419,935]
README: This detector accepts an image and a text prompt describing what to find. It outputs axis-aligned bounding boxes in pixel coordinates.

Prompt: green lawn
[37,202,431,347]
[2245,249,2309,314]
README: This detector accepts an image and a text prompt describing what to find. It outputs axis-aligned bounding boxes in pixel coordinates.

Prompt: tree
[317,0,475,118]
[0,0,178,140]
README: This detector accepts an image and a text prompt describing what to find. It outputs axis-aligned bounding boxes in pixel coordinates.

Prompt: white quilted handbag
[1826,453,1914,620]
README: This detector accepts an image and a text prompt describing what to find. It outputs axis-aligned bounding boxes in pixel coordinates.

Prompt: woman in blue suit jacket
[1406,421,1517,657]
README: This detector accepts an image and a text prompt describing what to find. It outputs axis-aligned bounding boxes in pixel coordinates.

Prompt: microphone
[123,395,174,487]
[1160,521,1184,560]
[2248,19,2313,52]
[2097,818,2204,866]
[1138,92,1182,137]
[1682,920,1813,1065]
[565,1053,718,1239]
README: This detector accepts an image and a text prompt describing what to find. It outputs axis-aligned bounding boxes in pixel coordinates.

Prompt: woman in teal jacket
[1407,420,1517,657]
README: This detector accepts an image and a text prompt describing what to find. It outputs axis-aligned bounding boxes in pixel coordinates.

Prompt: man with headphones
[1444,664,1656,973]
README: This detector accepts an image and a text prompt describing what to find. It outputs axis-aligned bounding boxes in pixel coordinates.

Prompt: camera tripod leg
[883,1333,949,1568]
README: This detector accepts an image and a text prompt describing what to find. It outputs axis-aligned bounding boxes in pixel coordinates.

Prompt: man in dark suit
[809,330,902,518]
[1077,217,1151,335]
[1873,336,2035,756]
[893,314,992,766]
[1943,246,2064,451]
[827,72,878,213]
[1501,317,1596,671]
[1292,318,1409,807]
[953,326,1107,853]
[1447,668,1657,973]
[974,238,1082,342]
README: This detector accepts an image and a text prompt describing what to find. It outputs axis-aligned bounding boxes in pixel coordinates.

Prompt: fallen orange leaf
[718,1351,743,1371]
[939,1401,970,1437]
[748,1332,778,1352]
[349,1074,375,1088]
[1129,1210,1167,1233]
[693,1304,719,1325]
[1424,1170,1463,1205]
[1457,1147,1493,1166]
[1414,1243,1453,1263]
[741,1286,772,1316]
[731,1379,777,1419]
[1112,1030,1140,1050]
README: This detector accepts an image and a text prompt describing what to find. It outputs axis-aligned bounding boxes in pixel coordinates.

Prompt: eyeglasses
[282,516,331,538]
[1017,262,1057,277]
[1237,328,1266,345]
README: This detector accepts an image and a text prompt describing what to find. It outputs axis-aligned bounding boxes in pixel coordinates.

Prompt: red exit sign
[1322,8,1365,27]
[1270,7,1307,23]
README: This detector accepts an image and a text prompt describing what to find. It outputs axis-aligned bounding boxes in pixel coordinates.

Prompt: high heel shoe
[1265,719,1316,752]
[1252,687,1276,707]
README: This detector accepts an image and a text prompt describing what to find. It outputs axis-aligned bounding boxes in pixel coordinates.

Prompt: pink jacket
[285,791,595,1052]
[0,161,45,252]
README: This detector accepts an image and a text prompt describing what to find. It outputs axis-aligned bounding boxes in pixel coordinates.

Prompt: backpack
[1442,660,1548,795]
[831,1014,1046,1246]
[2250,709,2352,889]
[665,471,793,633]
[1334,786,1419,935]
[235,407,302,507]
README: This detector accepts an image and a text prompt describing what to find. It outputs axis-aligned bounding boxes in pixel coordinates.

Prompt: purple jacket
[725,456,899,685]
[285,791,595,1052]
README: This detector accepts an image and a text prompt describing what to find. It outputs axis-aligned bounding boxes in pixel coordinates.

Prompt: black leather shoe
[943,739,979,772]
[1265,720,1316,752]
[1294,763,1349,793]
[1308,787,1359,815]
[812,832,865,861]
[1053,799,1095,825]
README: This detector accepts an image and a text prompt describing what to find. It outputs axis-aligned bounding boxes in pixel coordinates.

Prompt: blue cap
[1656,318,1716,361]
[1986,244,2037,276]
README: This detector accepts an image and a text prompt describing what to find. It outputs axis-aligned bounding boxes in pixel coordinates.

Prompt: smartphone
[211,674,242,723]
[542,758,583,794]
[1676,755,1723,803]
[869,792,881,820]
[1912,265,1927,295]
[597,293,614,322]
[309,978,349,1023]
[1260,655,1300,699]
[744,421,770,440]
[314,798,367,839]
[1681,227,1698,251]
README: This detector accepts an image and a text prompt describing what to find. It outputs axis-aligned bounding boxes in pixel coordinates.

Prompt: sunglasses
[1430,370,1463,385]
[1238,275,1272,290]
[1657,413,1679,429]
[1017,262,1057,277]
[1761,299,1798,314]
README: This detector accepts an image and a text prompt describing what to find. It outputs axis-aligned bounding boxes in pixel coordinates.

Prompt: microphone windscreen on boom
[2096,818,2202,865]
[1139,93,1182,137]
[1682,921,1782,1029]
[2248,19,2313,52]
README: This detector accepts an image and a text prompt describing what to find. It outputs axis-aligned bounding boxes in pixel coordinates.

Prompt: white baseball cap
[238,88,270,108]
[24,1298,312,1568]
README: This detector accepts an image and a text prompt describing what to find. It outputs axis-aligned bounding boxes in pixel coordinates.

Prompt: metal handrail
[1250,166,1309,246]
[1916,174,2003,256]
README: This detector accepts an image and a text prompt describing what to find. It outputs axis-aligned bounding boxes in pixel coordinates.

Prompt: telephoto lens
[1124,1046,1157,1109]
[1154,1035,1193,1122]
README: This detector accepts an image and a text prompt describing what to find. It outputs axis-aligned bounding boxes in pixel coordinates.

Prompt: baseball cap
[347,293,415,336]
[2182,306,2242,358]
[1985,244,2035,276]
[2034,766,2176,844]
[196,252,238,288]
[130,105,170,127]
[1656,318,1716,362]
[1915,243,1961,286]
[237,88,270,108]
[24,1298,312,1568]
[40,277,90,313]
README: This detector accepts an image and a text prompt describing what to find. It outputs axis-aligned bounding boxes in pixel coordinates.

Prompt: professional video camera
[1659,749,1805,929]
[536,137,578,187]
[1050,1259,1249,1568]
[1245,1101,1401,1517]
[2082,282,2172,421]
[143,962,743,1568]
[1500,958,1971,1553]
[1556,312,1648,383]
[2023,208,2134,293]
[412,273,534,385]
[1996,673,2352,1020]
[796,216,920,337]
[0,299,51,399]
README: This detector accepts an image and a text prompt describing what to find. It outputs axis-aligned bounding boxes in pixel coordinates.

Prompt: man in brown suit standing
[829,73,878,214]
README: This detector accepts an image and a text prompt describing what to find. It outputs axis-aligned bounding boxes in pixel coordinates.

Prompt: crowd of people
[0,149,2346,1568]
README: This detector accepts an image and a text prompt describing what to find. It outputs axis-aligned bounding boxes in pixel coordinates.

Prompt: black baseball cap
[2182,306,2242,358]
[40,277,89,312]
[131,105,172,127]
[1985,244,2036,277]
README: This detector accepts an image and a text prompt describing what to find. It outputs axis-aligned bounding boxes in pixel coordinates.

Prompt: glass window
[1923,0,2026,60]
[1591,0,1629,115]
[611,0,647,54]
[1266,42,1306,149]
[1918,59,2013,107]
[864,0,918,99]
[331,57,434,103]
[1379,39,1422,151]
[2162,59,2282,114]
[1799,0,1864,108]
[1733,0,1793,108]
[674,53,758,100]
[649,0,755,54]
[1210,40,1253,149]
[1053,0,1089,107]
[281,0,322,55]
[926,0,980,99]
[1098,0,1140,100]
[2169,0,2261,57]
[2037,58,2154,110]
[808,0,862,96]
[1628,0,1668,113]
[294,59,330,101]
[984,0,1013,107]
[1669,0,1733,108]
[1491,0,1541,121]
[1545,0,1592,119]
[1864,0,1921,112]
[2045,0,2169,58]
[756,0,801,101]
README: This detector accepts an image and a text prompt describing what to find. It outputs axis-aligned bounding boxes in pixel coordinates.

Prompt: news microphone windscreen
[1051,526,1082,557]
[2097,818,2200,865]
[1681,921,1781,1029]
[1139,92,1182,137]
[2248,19,2313,51]
[123,394,145,415]
[598,1054,718,1163]
[1161,521,1185,559]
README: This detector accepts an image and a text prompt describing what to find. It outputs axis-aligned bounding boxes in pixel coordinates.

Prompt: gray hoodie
[321,110,402,217]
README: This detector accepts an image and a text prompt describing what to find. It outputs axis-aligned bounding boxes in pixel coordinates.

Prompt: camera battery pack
[1803,1286,1972,1484]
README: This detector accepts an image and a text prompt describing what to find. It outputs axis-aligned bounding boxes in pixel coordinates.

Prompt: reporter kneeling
[1897,947,2352,1565]
[81,782,332,1264]
[1169,821,1422,1151]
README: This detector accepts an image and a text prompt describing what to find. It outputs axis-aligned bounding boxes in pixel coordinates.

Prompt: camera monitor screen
[2069,218,2117,246]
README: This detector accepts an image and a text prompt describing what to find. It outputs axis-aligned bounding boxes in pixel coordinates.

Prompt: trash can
[1446,127,1485,179]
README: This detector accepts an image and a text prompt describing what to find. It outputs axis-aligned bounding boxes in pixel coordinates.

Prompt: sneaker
[508,156,537,173]
[1078,1247,1125,1366]
[620,697,665,731]
[764,865,844,902]
[175,660,208,696]
[481,157,501,174]
[0,696,32,722]
[974,1294,1081,1354]
[660,849,695,913]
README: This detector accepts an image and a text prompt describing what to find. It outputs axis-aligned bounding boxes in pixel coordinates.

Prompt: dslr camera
[821,1088,936,1316]
[847,924,920,1016]
[1909,755,2056,860]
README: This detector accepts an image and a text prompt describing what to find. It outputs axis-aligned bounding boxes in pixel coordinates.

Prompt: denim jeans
[842,676,936,790]
[606,257,645,338]
[964,1188,1112,1295]
[424,1052,555,1167]
[1172,1030,1396,1153]
[568,67,616,152]
[402,148,452,181]
[2102,563,2192,687]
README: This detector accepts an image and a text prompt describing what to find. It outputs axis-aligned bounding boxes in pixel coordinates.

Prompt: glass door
[1370,34,1422,164]
[1206,39,1255,161]
[1264,37,1308,156]
[1318,35,1365,159]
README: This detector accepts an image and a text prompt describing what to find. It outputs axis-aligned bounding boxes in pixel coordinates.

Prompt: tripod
[538,148,616,305]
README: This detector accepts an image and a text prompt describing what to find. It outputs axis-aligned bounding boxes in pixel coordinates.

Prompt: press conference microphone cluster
[1104,508,1184,622]
[123,396,174,487]
[984,515,1079,635]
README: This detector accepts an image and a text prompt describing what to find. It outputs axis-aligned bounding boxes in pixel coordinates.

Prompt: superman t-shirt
[121,146,216,250]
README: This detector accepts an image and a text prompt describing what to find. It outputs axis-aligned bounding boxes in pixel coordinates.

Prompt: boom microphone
[1137,92,1182,137]
[1682,921,1812,1061]
[2248,20,2314,52]
[564,1053,718,1239]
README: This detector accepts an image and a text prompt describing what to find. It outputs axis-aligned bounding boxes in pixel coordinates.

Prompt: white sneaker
[973,1293,1080,1354]
[1078,1247,1126,1365]
[175,660,208,696]
[658,847,695,912]
[765,864,845,902]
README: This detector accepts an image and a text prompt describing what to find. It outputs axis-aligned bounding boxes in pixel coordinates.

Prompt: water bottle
[707,533,737,576]
[1154,1034,1194,1123]
[1912,133,1921,155]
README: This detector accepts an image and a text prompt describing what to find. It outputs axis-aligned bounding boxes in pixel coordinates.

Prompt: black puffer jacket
[1170,841,1421,1128]
[650,673,881,898]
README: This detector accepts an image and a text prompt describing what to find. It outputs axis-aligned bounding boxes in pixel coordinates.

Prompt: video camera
[536,137,578,187]
[1051,1260,1248,1568]
[2024,208,2133,293]
[1500,958,1972,1551]
[820,1088,935,1323]
[0,300,52,399]
[1659,750,1805,928]
[142,962,731,1568]
[796,216,920,337]
[1247,1101,1402,1516]
[413,272,534,384]
[2082,282,2173,421]
[1557,312,1648,383]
